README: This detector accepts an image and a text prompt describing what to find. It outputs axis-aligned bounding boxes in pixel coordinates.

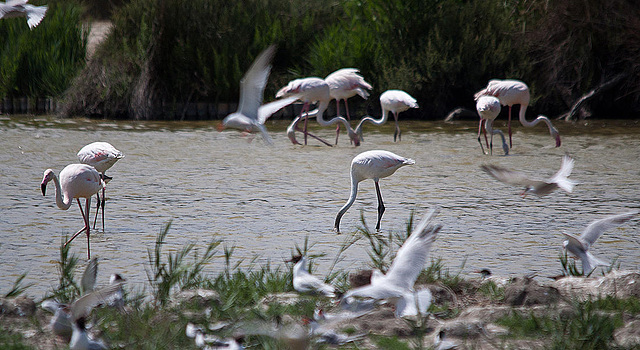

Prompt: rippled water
[1,115,639,298]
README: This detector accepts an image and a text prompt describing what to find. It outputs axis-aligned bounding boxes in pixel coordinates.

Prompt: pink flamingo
[77,142,124,231]
[355,90,418,142]
[277,77,360,146]
[474,79,561,148]
[41,164,105,259]
[476,96,508,155]
[325,68,372,144]
[334,150,415,233]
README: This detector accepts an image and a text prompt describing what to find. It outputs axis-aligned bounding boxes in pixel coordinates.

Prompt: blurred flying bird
[562,211,638,275]
[0,0,47,29]
[287,255,337,297]
[480,155,576,197]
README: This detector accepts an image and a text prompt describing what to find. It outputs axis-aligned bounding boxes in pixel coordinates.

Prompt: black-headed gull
[288,255,337,297]
[562,211,638,275]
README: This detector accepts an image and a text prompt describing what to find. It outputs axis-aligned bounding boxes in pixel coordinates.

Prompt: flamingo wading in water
[355,90,418,142]
[325,68,372,144]
[334,150,415,233]
[474,79,561,148]
[41,164,105,259]
[277,77,360,146]
[476,96,509,156]
[78,142,124,232]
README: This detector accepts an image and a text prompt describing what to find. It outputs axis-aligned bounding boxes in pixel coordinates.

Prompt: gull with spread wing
[219,45,300,145]
[562,211,638,275]
[481,155,576,197]
[288,255,337,297]
[340,209,440,317]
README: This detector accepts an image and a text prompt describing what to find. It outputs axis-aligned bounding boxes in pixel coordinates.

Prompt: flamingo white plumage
[562,211,638,275]
[325,68,372,144]
[476,96,509,156]
[0,0,47,29]
[339,209,440,317]
[77,142,124,232]
[288,255,337,297]
[480,155,576,197]
[355,90,418,142]
[219,45,300,145]
[41,164,105,259]
[276,77,360,146]
[334,150,414,233]
[474,79,561,148]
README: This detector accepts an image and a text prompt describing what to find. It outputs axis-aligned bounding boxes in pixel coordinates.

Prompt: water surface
[1,116,639,298]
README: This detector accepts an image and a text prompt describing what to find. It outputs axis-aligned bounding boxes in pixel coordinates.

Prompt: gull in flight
[0,0,47,29]
[340,208,440,317]
[562,211,638,275]
[219,45,300,145]
[287,255,337,297]
[480,155,576,197]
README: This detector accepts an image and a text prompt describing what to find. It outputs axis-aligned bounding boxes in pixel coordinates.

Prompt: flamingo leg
[477,119,487,155]
[85,197,91,259]
[65,198,91,259]
[393,112,401,142]
[335,99,341,145]
[344,99,353,145]
[301,103,310,146]
[508,106,513,148]
[374,180,385,231]
[92,192,100,230]
[294,125,333,147]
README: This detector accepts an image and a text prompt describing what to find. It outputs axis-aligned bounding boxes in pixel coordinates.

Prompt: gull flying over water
[562,211,638,275]
[480,155,576,197]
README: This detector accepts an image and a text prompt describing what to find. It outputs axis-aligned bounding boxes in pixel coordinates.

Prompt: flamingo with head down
[325,68,372,144]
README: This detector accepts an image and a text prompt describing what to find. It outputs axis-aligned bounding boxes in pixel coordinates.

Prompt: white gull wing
[257,94,301,124]
[548,155,576,192]
[236,45,276,121]
[579,211,638,249]
[480,164,544,188]
[80,258,98,294]
[24,4,46,29]
[71,283,124,321]
[383,208,440,290]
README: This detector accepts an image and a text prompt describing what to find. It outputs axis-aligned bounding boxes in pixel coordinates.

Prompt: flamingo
[41,164,105,259]
[77,142,124,232]
[476,96,509,156]
[562,211,638,275]
[334,150,415,233]
[474,79,561,148]
[354,90,418,142]
[325,68,372,144]
[219,45,301,145]
[0,0,47,29]
[276,77,360,146]
[480,155,576,197]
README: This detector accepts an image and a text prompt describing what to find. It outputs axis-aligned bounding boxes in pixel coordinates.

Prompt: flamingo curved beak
[41,183,47,196]
[555,135,562,147]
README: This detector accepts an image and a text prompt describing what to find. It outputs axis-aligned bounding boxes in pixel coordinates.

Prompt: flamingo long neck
[51,174,73,210]
[355,109,388,135]
[518,105,558,133]
[337,174,360,219]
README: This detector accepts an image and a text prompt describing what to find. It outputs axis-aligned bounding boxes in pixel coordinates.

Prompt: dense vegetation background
[1,0,639,119]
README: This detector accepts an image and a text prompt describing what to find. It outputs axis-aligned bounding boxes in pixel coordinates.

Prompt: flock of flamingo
[38,45,638,349]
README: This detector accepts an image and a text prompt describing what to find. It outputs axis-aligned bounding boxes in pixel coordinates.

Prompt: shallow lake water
[1,115,639,298]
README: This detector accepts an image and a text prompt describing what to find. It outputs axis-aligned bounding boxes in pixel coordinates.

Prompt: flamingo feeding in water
[334,150,415,233]
[355,90,418,142]
[276,77,360,146]
[476,96,509,156]
[325,68,373,144]
[41,164,105,259]
[0,0,47,29]
[474,79,561,148]
[219,45,301,145]
[77,142,124,232]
